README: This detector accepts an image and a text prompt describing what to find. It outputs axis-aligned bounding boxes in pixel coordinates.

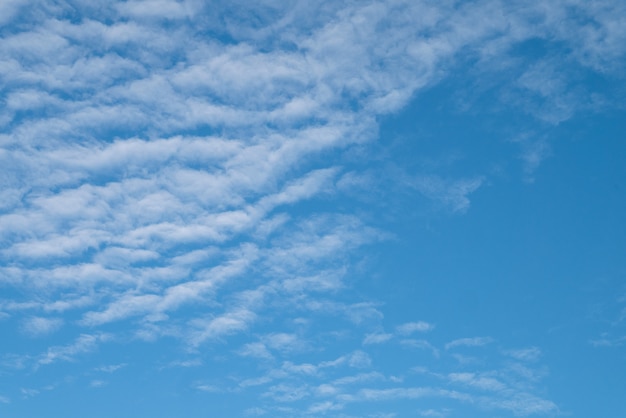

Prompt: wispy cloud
[506,347,542,362]
[20,316,63,337]
[400,339,440,358]
[189,309,256,347]
[396,321,435,335]
[412,176,484,213]
[589,335,626,348]
[448,372,507,392]
[211,318,557,417]
[419,408,450,417]
[20,388,39,399]
[363,332,393,345]
[487,393,558,416]
[37,333,111,367]
[90,380,107,388]
[445,337,494,350]
[96,363,127,373]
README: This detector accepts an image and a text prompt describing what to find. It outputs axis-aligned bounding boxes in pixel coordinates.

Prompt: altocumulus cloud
[0,0,624,416]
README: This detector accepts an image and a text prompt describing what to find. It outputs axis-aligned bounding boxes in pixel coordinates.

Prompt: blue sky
[1,1,625,417]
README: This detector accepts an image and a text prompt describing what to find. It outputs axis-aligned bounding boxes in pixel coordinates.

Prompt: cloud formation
[1,0,624,416]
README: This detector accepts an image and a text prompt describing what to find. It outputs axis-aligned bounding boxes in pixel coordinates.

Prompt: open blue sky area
[1,1,625,417]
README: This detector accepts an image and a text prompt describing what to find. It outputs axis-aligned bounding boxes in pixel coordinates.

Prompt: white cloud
[263,383,309,403]
[244,407,267,416]
[37,333,111,366]
[195,384,222,393]
[90,380,107,388]
[0,2,621,414]
[349,387,470,403]
[0,0,28,25]
[194,320,556,417]
[348,350,372,368]
[445,337,494,350]
[400,339,440,358]
[263,333,302,352]
[419,409,450,417]
[282,361,318,376]
[363,332,393,345]
[307,400,343,414]
[239,342,274,360]
[116,0,199,20]
[20,388,39,398]
[589,335,626,348]
[332,372,385,386]
[413,176,484,213]
[96,363,127,373]
[167,359,202,368]
[396,321,435,335]
[490,393,558,416]
[510,134,553,181]
[189,309,256,346]
[506,347,542,362]
[239,376,273,389]
[448,372,506,392]
[21,316,63,337]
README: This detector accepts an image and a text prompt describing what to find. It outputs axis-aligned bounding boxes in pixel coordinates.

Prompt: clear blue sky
[1,1,625,417]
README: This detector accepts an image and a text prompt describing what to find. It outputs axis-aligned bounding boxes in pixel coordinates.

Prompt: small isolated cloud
[1,354,29,370]
[195,384,222,393]
[413,175,484,213]
[363,332,393,345]
[167,359,202,368]
[511,135,552,182]
[37,333,111,366]
[506,347,541,362]
[21,316,63,337]
[239,376,273,389]
[0,395,10,404]
[396,321,434,335]
[445,337,493,350]
[20,388,39,398]
[589,335,626,348]
[96,363,127,373]
[90,380,107,388]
